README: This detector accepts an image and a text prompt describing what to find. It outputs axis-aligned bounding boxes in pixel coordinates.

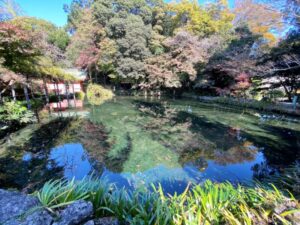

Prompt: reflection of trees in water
[104,133,132,172]
[55,119,132,173]
[133,99,300,178]
[179,141,258,171]
[135,100,215,155]
[0,149,63,192]
[0,118,74,192]
[134,100,258,170]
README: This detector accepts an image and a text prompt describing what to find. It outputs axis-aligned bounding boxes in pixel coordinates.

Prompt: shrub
[75,91,85,100]
[0,101,35,124]
[35,178,300,224]
[49,94,59,103]
[86,84,114,105]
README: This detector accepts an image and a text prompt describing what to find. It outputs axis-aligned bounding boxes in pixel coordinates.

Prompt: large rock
[0,189,53,225]
[53,200,93,225]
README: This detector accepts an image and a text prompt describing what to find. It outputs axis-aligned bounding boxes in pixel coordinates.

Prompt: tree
[0,22,41,73]
[64,0,93,32]
[166,0,235,36]
[233,0,284,45]
[0,0,23,21]
[143,31,224,90]
[257,33,300,101]
[199,27,260,96]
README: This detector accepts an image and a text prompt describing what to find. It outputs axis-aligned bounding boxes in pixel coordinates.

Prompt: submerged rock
[53,200,93,225]
[0,189,52,225]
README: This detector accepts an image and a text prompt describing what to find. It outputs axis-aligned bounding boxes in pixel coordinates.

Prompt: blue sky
[15,0,235,27]
[15,0,72,27]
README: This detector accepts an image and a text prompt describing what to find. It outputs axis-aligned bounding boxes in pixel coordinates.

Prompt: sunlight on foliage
[35,178,300,224]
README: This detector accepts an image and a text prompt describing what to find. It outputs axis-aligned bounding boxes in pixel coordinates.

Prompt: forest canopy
[0,0,299,100]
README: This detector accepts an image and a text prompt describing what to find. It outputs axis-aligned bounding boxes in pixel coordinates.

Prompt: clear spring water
[0,96,299,193]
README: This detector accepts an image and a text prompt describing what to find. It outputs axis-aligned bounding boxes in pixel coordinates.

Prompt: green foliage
[35,178,300,224]
[0,101,34,124]
[167,0,235,36]
[48,28,70,51]
[75,91,85,100]
[86,83,114,105]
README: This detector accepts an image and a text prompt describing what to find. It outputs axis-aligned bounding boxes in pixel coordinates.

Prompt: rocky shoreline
[0,189,118,225]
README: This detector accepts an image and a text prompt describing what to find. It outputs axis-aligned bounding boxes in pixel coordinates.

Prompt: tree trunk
[11,85,16,101]
[66,82,70,108]
[30,81,35,99]
[88,66,93,83]
[72,83,77,108]
[55,82,62,113]
[42,78,50,104]
[23,84,31,109]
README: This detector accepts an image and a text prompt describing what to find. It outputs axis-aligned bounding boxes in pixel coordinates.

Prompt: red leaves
[0,22,30,45]
[75,46,101,69]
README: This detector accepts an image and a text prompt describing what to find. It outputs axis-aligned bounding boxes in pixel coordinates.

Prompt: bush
[0,101,35,124]
[35,178,300,224]
[267,90,285,101]
[49,94,59,103]
[75,91,85,100]
[86,83,114,105]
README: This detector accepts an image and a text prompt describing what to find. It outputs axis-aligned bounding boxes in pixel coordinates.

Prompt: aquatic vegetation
[89,99,180,173]
[35,178,300,224]
[86,84,114,106]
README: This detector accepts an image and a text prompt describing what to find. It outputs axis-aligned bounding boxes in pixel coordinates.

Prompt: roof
[63,69,87,81]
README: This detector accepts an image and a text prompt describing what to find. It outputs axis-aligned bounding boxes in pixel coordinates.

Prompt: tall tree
[167,0,235,36]
[233,0,284,45]
[0,0,23,21]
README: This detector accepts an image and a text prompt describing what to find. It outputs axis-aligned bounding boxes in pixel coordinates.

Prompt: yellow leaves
[234,0,283,45]
[167,0,234,36]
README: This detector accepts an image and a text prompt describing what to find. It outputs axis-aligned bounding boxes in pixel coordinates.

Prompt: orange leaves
[234,0,284,45]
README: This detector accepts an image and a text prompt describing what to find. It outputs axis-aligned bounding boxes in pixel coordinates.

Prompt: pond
[0,96,299,194]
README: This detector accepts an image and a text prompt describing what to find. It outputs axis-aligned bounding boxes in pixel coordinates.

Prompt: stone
[94,217,119,225]
[53,200,93,225]
[4,210,53,225]
[0,189,53,225]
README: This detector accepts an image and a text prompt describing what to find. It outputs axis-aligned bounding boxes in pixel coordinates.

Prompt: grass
[34,178,300,224]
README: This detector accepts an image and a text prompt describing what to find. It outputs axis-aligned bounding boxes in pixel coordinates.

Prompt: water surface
[0,97,299,193]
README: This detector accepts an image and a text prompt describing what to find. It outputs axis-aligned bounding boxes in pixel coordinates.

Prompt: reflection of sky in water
[48,143,92,180]
[48,143,265,194]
